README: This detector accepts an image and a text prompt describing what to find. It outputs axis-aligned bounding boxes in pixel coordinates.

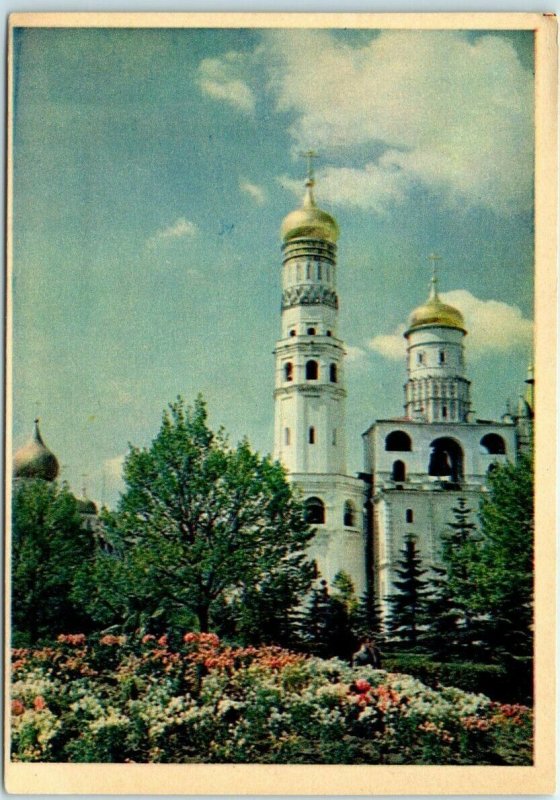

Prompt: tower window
[309,426,315,444]
[343,501,356,527]
[304,496,325,524]
[326,330,332,337]
[284,427,290,446]
[385,431,412,451]
[306,260,311,279]
[480,433,506,455]
[417,352,425,365]
[332,429,337,445]
[406,508,413,523]
[289,329,296,337]
[428,437,464,483]
[307,327,316,336]
[442,406,448,419]
[284,362,293,382]
[392,460,406,482]
[306,360,318,380]
[329,363,337,383]
[439,350,446,364]
[317,263,322,280]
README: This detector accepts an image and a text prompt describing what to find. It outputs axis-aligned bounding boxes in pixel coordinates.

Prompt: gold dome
[281,178,339,243]
[14,419,59,482]
[406,275,465,334]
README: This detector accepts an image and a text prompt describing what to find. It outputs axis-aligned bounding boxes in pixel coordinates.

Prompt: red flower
[33,696,46,711]
[157,634,168,647]
[183,632,198,643]
[354,679,371,693]
[141,634,155,644]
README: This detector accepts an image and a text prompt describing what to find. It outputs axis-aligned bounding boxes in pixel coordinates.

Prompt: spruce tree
[302,580,355,660]
[386,537,430,650]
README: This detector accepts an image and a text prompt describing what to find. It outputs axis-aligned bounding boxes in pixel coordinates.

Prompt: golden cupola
[280,175,339,244]
[13,418,60,482]
[406,272,465,335]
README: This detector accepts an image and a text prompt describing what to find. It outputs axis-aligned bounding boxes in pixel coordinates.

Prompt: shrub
[11,634,532,765]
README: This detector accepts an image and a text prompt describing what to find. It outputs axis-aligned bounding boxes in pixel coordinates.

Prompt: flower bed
[11,633,532,764]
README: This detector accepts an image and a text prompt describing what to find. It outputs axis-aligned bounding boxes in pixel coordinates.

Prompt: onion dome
[406,272,465,335]
[281,176,339,243]
[77,498,97,515]
[13,419,59,482]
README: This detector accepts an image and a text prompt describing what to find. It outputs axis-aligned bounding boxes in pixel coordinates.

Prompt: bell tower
[273,154,367,596]
[404,258,471,423]
[273,156,347,474]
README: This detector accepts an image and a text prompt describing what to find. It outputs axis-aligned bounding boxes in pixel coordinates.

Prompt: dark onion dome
[13,419,59,482]
[77,498,98,515]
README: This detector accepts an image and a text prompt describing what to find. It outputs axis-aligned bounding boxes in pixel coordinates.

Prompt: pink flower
[99,634,126,646]
[354,679,371,694]
[157,635,168,647]
[33,696,46,711]
[183,632,198,643]
[141,634,155,644]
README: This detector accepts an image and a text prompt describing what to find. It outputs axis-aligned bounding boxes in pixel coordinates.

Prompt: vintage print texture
[9,23,540,771]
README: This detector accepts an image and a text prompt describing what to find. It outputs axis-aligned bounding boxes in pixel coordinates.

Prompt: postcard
[5,11,557,796]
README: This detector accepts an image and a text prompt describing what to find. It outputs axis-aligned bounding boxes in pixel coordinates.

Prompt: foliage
[12,480,96,646]
[11,634,532,765]
[382,654,510,700]
[385,538,430,649]
[475,455,534,659]
[75,396,315,640]
[300,580,356,661]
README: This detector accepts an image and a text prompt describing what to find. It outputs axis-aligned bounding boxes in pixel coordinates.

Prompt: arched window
[308,426,315,444]
[439,350,446,364]
[284,427,290,446]
[428,437,464,483]
[289,329,296,337]
[385,431,412,451]
[330,363,337,383]
[306,360,318,380]
[343,501,356,527]
[406,508,413,523]
[442,406,448,419]
[392,460,406,482]
[284,362,293,382]
[304,496,325,524]
[307,327,316,336]
[417,352,425,365]
[480,433,506,455]
[326,330,332,337]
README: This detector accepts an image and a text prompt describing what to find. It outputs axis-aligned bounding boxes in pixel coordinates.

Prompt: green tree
[386,537,430,650]
[78,396,315,639]
[12,479,96,645]
[301,580,356,660]
[423,564,461,658]
[475,455,534,658]
[439,497,484,656]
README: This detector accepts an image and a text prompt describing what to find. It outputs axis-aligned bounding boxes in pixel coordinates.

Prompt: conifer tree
[302,580,355,660]
[386,537,430,650]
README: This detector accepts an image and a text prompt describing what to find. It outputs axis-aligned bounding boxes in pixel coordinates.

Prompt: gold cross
[299,150,319,181]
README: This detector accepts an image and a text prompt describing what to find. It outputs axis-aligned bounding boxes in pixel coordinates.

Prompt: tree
[351,590,385,644]
[79,396,315,639]
[12,479,96,645]
[301,580,356,660]
[423,564,461,658]
[475,455,534,658]
[439,497,484,656]
[386,537,430,649]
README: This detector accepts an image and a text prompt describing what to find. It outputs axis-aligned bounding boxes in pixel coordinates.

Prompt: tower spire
[299,149,319,186]
[428,252,441,300]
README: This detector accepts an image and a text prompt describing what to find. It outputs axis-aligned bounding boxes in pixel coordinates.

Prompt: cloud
[263,30,533,215]
[239,179,267,205]
[147,217,198,248]
[368,292,533,360]
[345,345,369,363]
[197,52,256,113]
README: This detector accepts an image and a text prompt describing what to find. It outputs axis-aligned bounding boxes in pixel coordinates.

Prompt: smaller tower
[13,419,59,482]
[404,264,470,423]
[515,363,534,454]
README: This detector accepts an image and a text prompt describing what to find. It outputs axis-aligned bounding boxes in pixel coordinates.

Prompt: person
[352,637,382,669]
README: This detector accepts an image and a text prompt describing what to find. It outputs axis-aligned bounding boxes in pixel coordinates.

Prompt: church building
[274,165,533,614]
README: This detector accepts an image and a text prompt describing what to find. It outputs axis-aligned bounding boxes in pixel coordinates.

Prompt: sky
[11,26,535,507]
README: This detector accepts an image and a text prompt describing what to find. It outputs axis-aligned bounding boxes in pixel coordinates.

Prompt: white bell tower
[273,154,366,595]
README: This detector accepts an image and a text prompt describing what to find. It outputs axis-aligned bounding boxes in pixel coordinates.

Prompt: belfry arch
[428,437,464,483]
